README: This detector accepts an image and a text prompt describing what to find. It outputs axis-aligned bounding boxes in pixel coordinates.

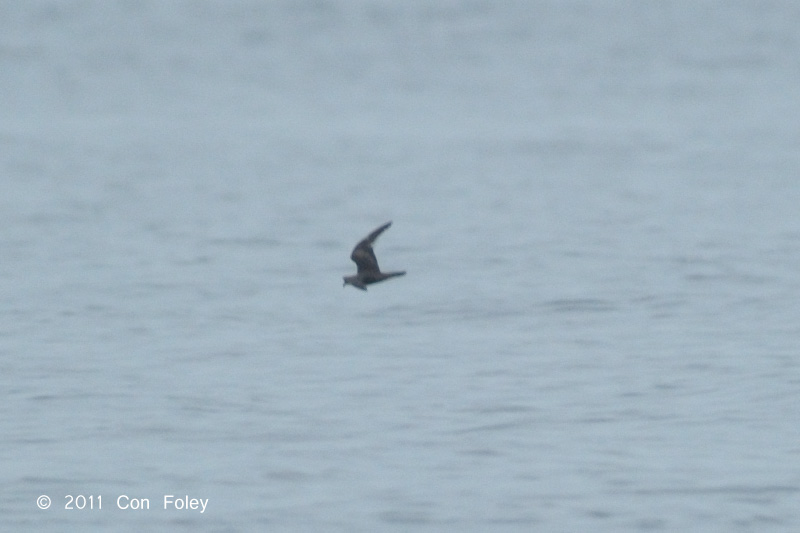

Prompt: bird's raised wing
[350,221,391,273]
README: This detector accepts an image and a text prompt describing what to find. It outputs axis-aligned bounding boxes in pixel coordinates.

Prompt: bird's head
[343,275,367,290]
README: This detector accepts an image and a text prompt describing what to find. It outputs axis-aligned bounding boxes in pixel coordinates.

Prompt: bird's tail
[384,271,406,279]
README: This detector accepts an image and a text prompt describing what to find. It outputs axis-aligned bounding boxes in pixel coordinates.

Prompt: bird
[343,221,406,291]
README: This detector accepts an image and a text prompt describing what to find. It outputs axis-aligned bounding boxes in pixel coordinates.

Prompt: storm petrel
[343,221,406,291]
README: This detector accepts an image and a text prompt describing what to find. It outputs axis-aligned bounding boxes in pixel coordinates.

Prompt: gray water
[2,1,800,531]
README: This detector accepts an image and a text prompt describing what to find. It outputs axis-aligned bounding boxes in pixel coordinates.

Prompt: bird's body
[343,221,406,291]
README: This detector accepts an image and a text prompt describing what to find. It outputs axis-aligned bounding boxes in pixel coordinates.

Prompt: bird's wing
[351,245,379,273]
[364,221,392,245]
[350,221,391,273]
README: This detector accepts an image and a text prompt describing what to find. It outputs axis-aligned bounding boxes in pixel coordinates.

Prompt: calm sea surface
[2,1,799,531]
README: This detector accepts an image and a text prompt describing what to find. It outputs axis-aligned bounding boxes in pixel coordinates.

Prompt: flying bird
[343,221,406,291]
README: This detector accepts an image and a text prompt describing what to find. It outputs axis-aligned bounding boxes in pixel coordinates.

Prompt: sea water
[1,1,799,531]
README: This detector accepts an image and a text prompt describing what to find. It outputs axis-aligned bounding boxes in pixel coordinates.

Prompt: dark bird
[343,221,406,291]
